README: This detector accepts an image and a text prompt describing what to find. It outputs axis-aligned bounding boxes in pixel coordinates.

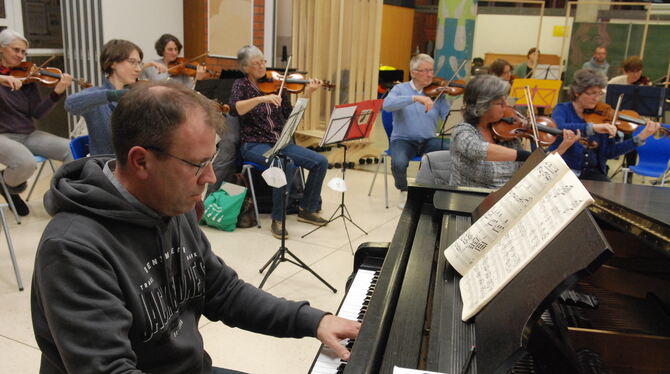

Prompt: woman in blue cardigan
[549,69,660,181]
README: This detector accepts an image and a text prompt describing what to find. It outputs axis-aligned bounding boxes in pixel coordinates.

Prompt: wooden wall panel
[380,4,414,81]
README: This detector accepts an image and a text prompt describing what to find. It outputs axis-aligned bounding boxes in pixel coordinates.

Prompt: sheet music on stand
[262,98,309,159]
[319,99,383,146]
[533,64,560,80]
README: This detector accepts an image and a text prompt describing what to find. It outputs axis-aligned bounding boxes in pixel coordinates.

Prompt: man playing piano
[31,82,359,374]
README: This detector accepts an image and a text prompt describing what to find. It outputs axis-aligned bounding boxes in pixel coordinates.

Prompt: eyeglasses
[250,59,267,67]
[583,90,603,97]
[11,47,27,56]
[126,58,144,68]
[413,69,434,74]
[145,144,220,176]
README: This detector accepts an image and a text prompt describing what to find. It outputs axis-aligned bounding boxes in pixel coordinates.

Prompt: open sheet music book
[443,153,594,321]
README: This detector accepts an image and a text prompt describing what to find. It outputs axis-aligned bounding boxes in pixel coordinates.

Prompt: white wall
[472,14,574,60]
[102,0,183,62]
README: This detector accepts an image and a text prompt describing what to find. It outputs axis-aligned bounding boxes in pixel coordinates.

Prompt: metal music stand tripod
[256,98,336,292]
[301,143,367,253]
[300,99,383,252]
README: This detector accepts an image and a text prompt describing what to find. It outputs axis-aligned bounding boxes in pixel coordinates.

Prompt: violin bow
[277,56,292,97]
[166,52,209,73]
[26,55,56,78]
[612,94,624,138]
[523,85,541,149]
[432,59,468,103]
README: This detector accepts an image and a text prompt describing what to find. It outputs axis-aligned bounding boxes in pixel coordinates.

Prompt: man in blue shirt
[382,54,450,207]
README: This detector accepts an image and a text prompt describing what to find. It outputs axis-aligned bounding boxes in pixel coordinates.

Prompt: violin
[491,107,598,149]
[167,57,216,78]
[583,102,670,137]
[9,61,91,88]
[423,77,465,98]
[257,70,335,95]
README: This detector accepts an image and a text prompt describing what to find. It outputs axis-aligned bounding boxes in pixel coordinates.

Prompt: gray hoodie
[31,156,326,373]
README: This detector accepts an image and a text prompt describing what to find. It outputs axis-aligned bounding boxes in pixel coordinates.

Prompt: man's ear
[126,146,151,180]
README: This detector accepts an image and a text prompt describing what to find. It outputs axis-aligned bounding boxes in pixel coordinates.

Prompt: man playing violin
[0,29,74,216]
[229,45,328,239]
[382,53,450,208]
[549,69,660,182]
[140,33,208,87]
[447,75,578,189]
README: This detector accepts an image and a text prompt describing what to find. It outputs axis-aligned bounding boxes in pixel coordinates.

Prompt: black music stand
[301,99,383,253]
[606,84,667,118]
[258,98,336,292]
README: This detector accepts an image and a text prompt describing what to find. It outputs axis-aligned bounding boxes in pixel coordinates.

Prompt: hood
[44,156,159,228]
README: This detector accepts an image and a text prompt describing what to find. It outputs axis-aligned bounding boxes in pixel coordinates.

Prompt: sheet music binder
[441,150,614,374]
[320,99,383,147]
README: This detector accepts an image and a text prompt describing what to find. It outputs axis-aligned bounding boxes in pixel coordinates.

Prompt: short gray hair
[568,69,607,100]
[0,29,29,48]
[462,75,509,124]
[410,53,434,71]
[237,45,264,70]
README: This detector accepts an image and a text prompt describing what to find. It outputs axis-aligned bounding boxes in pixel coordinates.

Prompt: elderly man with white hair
[382,53,451,208]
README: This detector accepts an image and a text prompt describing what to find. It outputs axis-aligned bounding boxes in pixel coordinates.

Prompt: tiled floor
[0,162,406,373]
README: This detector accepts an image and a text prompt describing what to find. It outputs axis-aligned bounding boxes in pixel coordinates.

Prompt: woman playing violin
[382,53,450,207]
[139,33,207,87]
[608,56,650,86]
[65,39,144,155]
[447,75,578,189]
[229,45,328,239]
[548,69,660,181]
[489,59,514,84]
[0,29,74,216]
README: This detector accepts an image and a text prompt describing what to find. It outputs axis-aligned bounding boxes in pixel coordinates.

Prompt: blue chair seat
[627,127,670,185]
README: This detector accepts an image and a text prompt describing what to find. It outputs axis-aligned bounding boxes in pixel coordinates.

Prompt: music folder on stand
[301,99,383,253]
[258,98,336,292]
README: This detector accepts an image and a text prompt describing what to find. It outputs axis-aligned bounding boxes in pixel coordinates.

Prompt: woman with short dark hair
[65,39,145,155]
[549,69,660,181]
[489,58,513,83]
[513,48,540,79]
[140,33,207,87]
[608,56,649,86]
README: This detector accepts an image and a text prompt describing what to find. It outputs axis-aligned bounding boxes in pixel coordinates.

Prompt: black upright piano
[310,178,670,374]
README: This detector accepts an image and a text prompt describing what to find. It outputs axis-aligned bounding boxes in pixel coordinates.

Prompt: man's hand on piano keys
[316,315,361,360]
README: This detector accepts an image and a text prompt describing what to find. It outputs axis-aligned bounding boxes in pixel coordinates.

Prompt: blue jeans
[240,142,328,221]
[390,138,449,191]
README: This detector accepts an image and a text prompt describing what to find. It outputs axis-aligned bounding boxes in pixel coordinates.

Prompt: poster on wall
[209,0,253,58]
[434,0,476,80]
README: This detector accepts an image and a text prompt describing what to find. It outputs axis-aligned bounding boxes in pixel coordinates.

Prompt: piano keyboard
[309,269,378,374]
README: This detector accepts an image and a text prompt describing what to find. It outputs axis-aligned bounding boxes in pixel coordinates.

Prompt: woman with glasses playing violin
[446,75,579,189]
[548,69,660,182]
[139,34,208,88]
[229,45,328,240]
[65,39,151,155]
[0,29,74,216]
